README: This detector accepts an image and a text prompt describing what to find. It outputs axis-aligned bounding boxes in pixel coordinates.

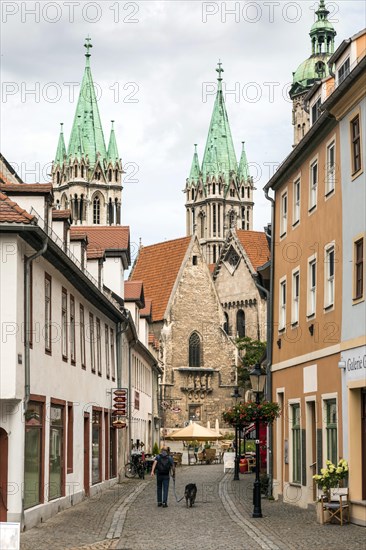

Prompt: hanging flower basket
[222,401,281,426]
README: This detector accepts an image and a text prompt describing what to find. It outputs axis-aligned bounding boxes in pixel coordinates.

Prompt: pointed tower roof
[67,37,107,166]
[188,144,201,184]
[201,62,238,183]
[55,123,66,165]
[291,1,336,98]
[107,120,119,162]
[238,141,249,181]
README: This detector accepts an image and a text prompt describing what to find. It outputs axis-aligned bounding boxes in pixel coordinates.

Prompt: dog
[184,483,197,508]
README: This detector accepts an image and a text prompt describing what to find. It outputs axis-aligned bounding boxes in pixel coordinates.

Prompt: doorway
[0,428,8,521]
[83,414,90,497]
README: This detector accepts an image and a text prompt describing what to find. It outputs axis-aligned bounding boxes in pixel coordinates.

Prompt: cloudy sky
[1,0,364,258]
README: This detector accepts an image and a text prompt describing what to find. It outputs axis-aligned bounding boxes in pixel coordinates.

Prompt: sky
[1,0,365,260]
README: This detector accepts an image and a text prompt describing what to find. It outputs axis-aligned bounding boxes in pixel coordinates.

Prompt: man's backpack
[156,455,171,475]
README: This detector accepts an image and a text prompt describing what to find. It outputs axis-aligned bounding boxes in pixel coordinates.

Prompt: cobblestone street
[20,465,365,550]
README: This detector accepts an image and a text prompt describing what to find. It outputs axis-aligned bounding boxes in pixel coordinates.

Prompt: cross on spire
[216,60,224,81]
[84,36,93,57]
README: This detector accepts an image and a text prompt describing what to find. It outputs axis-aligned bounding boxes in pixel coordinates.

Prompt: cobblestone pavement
[20,466,365,550]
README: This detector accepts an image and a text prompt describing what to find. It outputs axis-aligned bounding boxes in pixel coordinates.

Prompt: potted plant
[222,401,281,426]
[313,459,349,523]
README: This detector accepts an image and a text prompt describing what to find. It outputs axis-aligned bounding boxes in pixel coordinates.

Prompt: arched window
[224,312,229,335]
[241,186,244,198]
[56,171,60,185]
[189,332,201,367]
[74,165,77,178]
[81,165,84,178]
[108,169,112,182]
[115,169,118,181]
[200,215,205,238]
[93,196,101,224]
[212,183,216,194]
[191,189,195,201]
[229,211,235,228]
[237,310,245,338]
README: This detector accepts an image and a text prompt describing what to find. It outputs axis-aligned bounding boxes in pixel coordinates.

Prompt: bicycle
[124,454,146,479]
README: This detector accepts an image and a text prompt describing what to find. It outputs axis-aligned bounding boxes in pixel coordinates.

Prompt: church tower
[185,63,254,265]
[290,0,336,146]
[52,38,123,225]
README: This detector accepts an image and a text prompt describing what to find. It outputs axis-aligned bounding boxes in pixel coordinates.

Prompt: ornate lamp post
[249,363,267,518]
[231,386,241,480]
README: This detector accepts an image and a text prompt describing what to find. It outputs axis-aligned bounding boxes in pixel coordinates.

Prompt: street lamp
[249,363,267,518]
[231,386,241,481]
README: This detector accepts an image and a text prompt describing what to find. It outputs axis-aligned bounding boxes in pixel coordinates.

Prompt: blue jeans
[156,475,170,504]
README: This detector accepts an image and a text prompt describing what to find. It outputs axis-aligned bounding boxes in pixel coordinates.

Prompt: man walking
[151,447,175,507]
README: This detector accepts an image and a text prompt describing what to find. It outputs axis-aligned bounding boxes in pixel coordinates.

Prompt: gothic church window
[224,312,229,335]
[237,310,245,338]
[93,196,101,225]
[189,332,201,368]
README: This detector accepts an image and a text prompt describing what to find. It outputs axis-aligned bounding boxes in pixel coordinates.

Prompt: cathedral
[52,38,123,226]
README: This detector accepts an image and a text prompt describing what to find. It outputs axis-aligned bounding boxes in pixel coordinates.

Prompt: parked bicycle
[124,453,146,479]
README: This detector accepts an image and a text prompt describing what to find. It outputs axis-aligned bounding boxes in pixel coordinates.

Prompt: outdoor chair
[320,487,350,525]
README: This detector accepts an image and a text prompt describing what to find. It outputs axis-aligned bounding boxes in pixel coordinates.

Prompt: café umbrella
[168,422,224,441]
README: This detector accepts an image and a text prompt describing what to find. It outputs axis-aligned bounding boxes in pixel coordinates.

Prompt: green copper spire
[238,141,250,181]
[188,144,201,183]
[201,62,238,183]
[55,123,66,165]
[67,37,107,167]
[107,120,119,161]
[291,1,336,97]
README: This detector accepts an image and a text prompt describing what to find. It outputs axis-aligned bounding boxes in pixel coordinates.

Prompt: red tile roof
[148,333,160,351]
[130,236,191,322]
[0,183,53,194]
[235,230,270,270]
[125,281,143,300]
[70,226,130,260]
[0,192,35,224]
[52,209,72,221]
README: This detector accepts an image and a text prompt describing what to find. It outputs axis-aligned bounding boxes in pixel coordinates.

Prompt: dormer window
[337,57,350,86]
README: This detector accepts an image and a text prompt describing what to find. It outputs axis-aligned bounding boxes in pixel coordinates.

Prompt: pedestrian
[151,447,175,507]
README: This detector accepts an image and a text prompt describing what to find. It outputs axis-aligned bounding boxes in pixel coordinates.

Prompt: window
[45,274,52,353]
[311,97,321,125]
[309,160,318,211]
[70,295,76,364]
[325,245,335,309]
[189,332,201,367]
[212,204,217,236]
[354,238,364,300]
[337,57,350,85]
[280,191,287,237]
[90,313,95,373]
[200,215,205,238]
[224,312,229,335]
[279,279,286,330]
[105,324,110,378]
[308,258,316,316]
[62,288,68,360]
[326,141,335,195]
[236,310,245,338]
[80,305,86,368]
[292,270,300,325]
[49,404,64,500]
[96,318,102,376]
[92,410,102,484]
[110,328,115,380]
[67,403,73,474]
[24,400,44,509]
[325,399,337,464]
[351,115,362,175]
[293,178,300,225]
[291,404,301,483]
[93,196,100,224]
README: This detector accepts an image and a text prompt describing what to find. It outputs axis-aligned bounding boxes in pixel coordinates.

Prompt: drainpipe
[22,236,48,528]
[24,237,48,414]
[264,187,275,498]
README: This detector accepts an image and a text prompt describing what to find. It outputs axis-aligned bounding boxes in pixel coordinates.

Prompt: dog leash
[171,475,185,503]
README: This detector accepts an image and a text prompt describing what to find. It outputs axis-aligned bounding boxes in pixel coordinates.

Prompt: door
[0,428,8,521]
[84,414,90,497]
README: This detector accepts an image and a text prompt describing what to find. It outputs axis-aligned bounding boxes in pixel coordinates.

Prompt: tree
[236,337,266,390]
